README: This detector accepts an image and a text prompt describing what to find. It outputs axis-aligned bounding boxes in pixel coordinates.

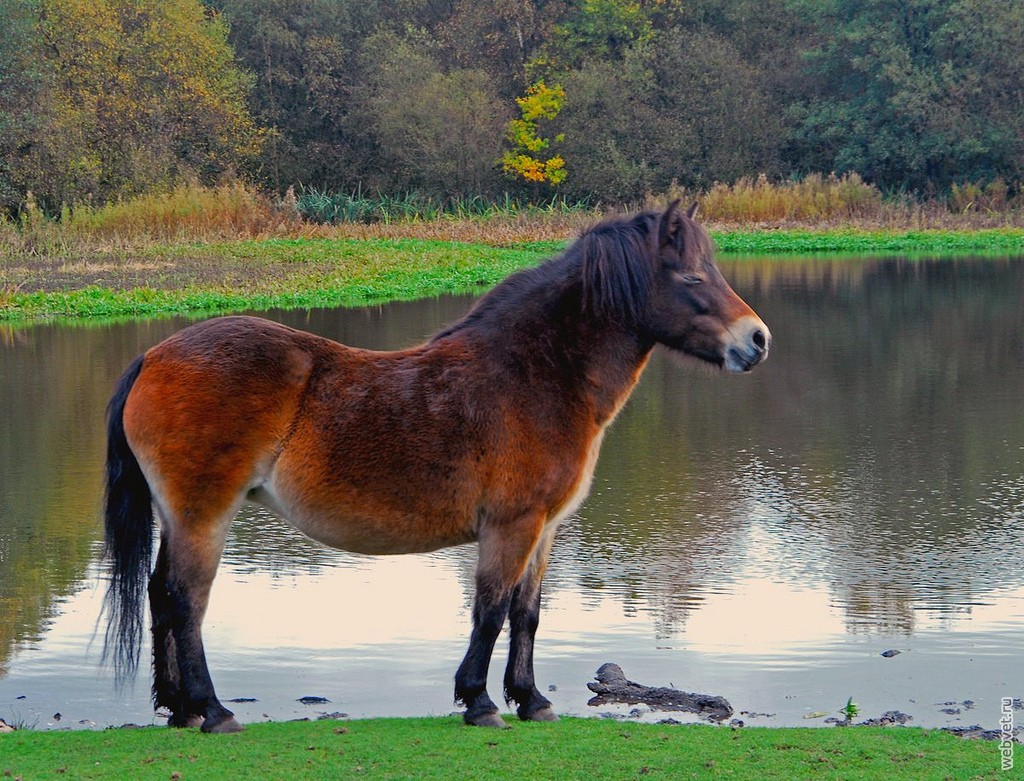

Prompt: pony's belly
[248,486,475,555]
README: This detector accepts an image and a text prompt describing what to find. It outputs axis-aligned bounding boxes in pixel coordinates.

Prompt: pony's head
[579,201,770,372]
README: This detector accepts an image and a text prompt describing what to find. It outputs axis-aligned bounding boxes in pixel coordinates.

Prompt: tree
[363,30,509,199]
[212,0,390,191]
[552,27,785,202]
[501,81,567,188]
[788,0,1024,190]
[5,0,261,209]
[548,0,655,66]
[0,0,43,211]
[437,0,570,98]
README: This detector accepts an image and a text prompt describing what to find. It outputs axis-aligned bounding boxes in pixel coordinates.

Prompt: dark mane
[434,209,698,341]
[577,210,659,325]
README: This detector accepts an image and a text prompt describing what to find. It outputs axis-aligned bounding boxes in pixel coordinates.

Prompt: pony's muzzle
[724,316,771,373]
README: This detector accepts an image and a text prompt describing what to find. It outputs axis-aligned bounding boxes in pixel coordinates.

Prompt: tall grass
[0,182,300,256]
[294,186,592,225]
[707,173,883,222]
[649,173,884,223]
[2,175,1023,260]
[62,181,301,240]
[647,172,1024,228]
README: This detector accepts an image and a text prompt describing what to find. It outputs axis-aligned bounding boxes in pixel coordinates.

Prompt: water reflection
[1,255,1022,728]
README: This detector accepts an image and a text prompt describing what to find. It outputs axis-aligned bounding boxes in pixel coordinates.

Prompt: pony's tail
[102,355,153,685]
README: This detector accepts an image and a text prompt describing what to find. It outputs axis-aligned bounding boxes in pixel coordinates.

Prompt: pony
[103,201,770,732]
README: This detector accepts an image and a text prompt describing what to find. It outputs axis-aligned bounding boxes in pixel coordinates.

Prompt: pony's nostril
[752,329,767,351]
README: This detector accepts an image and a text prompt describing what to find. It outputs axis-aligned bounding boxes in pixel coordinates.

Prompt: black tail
[102,355,153,685]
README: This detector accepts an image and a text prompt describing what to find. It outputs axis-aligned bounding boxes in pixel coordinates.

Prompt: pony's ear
[686,201,699,219]
[658,199,684,249]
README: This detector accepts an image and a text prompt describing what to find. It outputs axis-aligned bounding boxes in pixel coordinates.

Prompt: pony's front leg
[454,585,514,727]
[455,514,544,728]
[504,525,558,722]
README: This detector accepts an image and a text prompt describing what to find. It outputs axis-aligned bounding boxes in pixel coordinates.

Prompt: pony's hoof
[465,711,509,729]
[527,706,559,722]
[201,715,244,734]
[168,714,205,729]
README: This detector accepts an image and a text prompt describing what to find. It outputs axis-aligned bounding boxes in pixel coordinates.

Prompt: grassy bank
[0,716,1007,780]
[3,228,1023,325]
[0,238,551,323]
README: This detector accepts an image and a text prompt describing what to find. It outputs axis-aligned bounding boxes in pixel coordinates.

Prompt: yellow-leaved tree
[501,81,566,187]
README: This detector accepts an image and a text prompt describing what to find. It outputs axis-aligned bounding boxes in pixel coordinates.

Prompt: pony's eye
[674,272,703,286]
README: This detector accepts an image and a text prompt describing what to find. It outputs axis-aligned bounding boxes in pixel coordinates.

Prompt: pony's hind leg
[151,503,241,733]
[148,535,199,727]
[503,525,558,722]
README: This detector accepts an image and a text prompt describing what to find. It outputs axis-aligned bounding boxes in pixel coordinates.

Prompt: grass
[0,717,1008,780]
[2,227,1022,325]
[2,179,1023,325]
[711,227,1024,256]
[0,238,552,322]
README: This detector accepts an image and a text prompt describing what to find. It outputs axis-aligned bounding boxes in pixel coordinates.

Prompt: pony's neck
[499,280,654,425]
[570,319,653,425]
[435,254,655,424]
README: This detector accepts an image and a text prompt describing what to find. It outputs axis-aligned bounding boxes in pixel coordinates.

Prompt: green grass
[0,717,1007,780]
[712,227,1024,256]
[2,230,1023,325]
[0,238,551,323]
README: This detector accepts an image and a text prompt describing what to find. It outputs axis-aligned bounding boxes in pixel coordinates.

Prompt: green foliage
[711,228,1024,256]
[842,697,860,722]
[213,0,420,192]
[0,236,554,322]
[4,214,1023,324]
[548,0,656,66]
[0,0,42,210]
[789,0,1024,190]
[296,187,443,225]
[4,0,1024,208]
[362,30,509,199]
[3,0,261,211]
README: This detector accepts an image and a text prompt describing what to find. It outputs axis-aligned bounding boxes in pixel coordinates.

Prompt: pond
[1,255,1023,731]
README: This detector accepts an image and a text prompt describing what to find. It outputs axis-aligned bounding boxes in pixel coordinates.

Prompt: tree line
[2,0,1022,214]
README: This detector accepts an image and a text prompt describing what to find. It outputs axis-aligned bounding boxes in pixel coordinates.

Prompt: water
[1,256,1023,731]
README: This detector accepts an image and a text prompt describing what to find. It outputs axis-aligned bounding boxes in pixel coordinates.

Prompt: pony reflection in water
[103,202,770,732]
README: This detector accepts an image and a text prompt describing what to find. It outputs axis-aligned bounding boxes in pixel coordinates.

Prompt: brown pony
[103,202,769,733]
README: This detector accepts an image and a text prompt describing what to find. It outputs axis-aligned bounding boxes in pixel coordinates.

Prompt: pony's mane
[576,210,660,325]
[433,207,710,340]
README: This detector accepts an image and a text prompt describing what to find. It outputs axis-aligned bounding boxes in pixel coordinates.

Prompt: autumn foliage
[1,0,260,211]
[2,0,1024,215]
[501,82,567,186]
